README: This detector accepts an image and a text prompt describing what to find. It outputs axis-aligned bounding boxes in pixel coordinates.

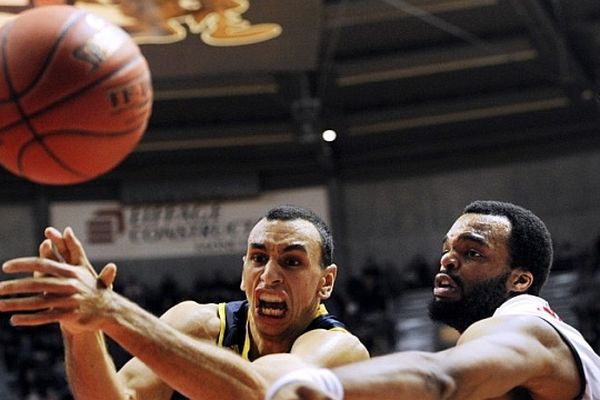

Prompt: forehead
[248,218,322,248]
[446,213,512,244]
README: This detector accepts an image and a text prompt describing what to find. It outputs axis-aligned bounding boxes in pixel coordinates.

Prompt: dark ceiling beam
[346,86,572,137]
[506,0,598,110]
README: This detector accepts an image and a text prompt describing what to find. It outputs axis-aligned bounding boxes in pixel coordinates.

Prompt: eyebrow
[248,243,308,253]
[442,232,489,247]
[282,243,308,254]
[249,243,266,250]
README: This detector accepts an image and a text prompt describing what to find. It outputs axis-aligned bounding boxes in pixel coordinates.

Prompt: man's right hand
[0,227,118,334]
[39,226,116,289]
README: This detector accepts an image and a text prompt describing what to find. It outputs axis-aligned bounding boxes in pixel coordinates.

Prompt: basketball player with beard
[0,205,368,400]
[266,200,600,400]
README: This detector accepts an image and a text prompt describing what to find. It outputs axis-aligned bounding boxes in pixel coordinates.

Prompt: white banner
[50,187,328,260]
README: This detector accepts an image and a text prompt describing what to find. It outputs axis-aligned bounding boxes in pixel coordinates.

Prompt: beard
[428,271,511,333]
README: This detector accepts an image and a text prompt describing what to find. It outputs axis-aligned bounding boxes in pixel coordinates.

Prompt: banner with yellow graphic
[0,0,322,77]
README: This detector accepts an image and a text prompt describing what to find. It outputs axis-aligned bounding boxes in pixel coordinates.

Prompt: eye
[282,257,302,268]
[466,249,482,258]
[249,253,268,265]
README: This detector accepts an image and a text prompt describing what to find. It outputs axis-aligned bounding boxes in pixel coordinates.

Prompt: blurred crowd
[2,238,600,399]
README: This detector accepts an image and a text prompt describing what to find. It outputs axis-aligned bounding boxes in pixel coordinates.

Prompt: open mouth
[433,273,460,298]
[257,292,288,318]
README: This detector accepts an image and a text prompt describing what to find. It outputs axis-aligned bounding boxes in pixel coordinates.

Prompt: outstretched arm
[268,315,582,400]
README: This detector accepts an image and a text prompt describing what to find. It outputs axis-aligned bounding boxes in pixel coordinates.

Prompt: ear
[508,268,533,294]
[318,264,337,300]
[240,256,247,291]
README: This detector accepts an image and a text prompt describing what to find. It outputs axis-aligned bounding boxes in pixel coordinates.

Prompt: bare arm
[101,296,268,400]
[335,315,581,400]
[65,301,227,400]
[62,330,130,400]
[268,315,581,400]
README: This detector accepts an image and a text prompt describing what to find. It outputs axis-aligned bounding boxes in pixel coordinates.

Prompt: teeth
[259,300,285,309]
[258,300,286,317]
[435,274,457,290]
[259,293,283,302]
[438,277,451,286]
[260,307,286,317]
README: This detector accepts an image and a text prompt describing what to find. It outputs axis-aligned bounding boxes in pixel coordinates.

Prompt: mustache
[442,271,464,289]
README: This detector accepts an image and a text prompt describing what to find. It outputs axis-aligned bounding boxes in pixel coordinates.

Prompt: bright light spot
[322,129,337,142]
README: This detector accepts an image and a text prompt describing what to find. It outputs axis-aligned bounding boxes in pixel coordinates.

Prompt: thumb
[98,263,117,289]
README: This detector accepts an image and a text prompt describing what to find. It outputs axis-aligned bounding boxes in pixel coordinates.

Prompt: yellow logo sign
[0,0,282,46]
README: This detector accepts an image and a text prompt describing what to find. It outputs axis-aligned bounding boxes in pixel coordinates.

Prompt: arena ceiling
[2,0,600,195]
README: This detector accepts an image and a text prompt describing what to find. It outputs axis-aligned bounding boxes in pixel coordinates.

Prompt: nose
[261,259,283,286]
[440,251,459,272]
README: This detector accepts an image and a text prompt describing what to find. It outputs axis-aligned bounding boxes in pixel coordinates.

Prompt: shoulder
[160,301,221,340]
[461,312,566,348]
[460,313,581,381]
[291,329,370,367]
[453,313,584,399]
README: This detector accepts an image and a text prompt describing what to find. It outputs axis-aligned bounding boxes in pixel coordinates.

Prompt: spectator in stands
[344,261,396,355]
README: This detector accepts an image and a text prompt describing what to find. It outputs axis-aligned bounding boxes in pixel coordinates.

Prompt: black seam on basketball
[17,136,89,179]
[0,55,149,135]
[11,31,92,180]
[0,10,85,104]
[16,125,143,179]
[19,10,87,98]
[0,9,86,144]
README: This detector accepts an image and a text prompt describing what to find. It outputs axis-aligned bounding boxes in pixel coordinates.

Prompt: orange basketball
[0,5,153,185]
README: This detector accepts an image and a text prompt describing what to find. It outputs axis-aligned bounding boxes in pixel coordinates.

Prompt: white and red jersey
[494,294,600,400]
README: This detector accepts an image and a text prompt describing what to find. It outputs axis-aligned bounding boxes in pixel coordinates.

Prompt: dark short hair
[264,205,334,267]
[463,200,553,295]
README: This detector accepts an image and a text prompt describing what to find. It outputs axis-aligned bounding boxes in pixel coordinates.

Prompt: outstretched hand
[39,226,116,289]
[0,227,118,334]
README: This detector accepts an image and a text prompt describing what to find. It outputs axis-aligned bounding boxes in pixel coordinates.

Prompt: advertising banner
[50,186,329,260]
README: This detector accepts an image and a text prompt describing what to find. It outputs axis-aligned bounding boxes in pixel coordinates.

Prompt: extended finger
[39,239,51,258]
[45,226,69,262]
[63,227,90,266]
[0,293,78,312]
[98,263,117,289]
[0,277,79,296]
[9,308,71,327]
[3,257,78,278]
[36,240,54,279]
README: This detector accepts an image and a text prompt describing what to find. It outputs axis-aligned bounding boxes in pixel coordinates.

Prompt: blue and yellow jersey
[171,300,348,399]
[216,299,348,360]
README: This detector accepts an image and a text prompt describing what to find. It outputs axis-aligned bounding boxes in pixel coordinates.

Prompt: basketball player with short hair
[0,205,369,400]
[267,201,600,400]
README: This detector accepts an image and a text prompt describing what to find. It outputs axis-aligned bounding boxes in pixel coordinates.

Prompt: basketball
[0,5,153,185]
